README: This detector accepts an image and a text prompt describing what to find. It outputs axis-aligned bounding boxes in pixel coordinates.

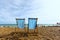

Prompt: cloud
[0,0,60,24]
[0,0,34,24]
[0,0,26,24]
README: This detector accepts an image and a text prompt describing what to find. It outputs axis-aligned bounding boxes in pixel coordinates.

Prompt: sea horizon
[0,24,59,26]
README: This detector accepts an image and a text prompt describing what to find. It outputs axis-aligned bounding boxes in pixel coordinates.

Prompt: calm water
[0,24,58,26]
[0,24,17,26]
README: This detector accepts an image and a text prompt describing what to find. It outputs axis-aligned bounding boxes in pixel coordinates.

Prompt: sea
[0,24,17,26]
[0,24,58,26]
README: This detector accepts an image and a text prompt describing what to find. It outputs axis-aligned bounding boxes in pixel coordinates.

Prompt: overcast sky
[0,0,60,24]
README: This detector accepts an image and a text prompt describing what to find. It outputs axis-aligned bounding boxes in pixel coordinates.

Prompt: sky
[0,0,60,24]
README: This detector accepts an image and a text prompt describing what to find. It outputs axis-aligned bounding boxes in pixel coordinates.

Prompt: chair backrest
[16,18,25,29]
[28,18,38,29]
